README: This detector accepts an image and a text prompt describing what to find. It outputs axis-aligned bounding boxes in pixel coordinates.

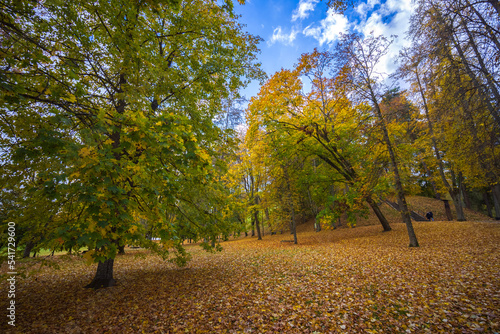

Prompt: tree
[247,50,393,234]
[406,0,500,220]
[0,0,262,288]
[341,34,419,247]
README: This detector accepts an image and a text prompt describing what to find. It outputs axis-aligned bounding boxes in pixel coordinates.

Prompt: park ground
[1,199,499,333]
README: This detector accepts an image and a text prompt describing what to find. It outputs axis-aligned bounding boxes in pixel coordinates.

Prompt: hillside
[295,195,494,234]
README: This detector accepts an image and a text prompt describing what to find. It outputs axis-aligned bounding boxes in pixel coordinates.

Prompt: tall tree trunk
[416,70,466,221]
[85,259,116,289]
[365,196,392,231]
[491,184,500,220]
[459,172,472,210]
[483,191,493,218]
[23,241,34,258]
[254,211,262,240]
[370,89,418,247]
[290,202,297,244]
[450,169,466,221]
[450,28,500,128]
[443,200,454,221]
[460,18,500,107]
[307,187,321,232]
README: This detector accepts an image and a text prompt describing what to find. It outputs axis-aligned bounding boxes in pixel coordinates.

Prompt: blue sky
[234,0,415,100]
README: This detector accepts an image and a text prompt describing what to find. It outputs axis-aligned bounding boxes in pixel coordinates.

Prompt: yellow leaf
[79,147,91,157]
[82,250,95,265]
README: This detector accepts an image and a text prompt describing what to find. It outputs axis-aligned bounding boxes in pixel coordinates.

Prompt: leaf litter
[1,221,499,333]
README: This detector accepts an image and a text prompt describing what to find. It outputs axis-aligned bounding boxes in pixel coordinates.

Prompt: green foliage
[0,0,262,270]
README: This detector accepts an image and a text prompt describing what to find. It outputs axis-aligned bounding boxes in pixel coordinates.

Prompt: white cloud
[352,0,416,79]
[267,26,298,46]
[303,8,349,46]
[292,0,319,22]
[355,0,381,18]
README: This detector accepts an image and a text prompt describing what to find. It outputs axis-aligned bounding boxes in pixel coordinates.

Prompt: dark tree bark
[118,244,125,255]
[23,241,34,258]
[254,210,262,240]
[85,258,116,289]
[459,173,472,210]
[290,203,297,244]
[366,196,392,231]
[491,184,500,220]
[443,200,454,221]
[371,90,418,247]
[483,191,493,218]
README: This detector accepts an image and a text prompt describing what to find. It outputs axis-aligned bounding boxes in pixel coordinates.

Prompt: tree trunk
[314,217,321,232]
[290,203,297,244]
[491,184,500,220]
[254,210,262,240]
[450,170,466,221]
[118,244,125,255]
[85,258,116,289]
[365,196,392,231]
[483,191,493,218]
[417,69,466,222]
[459,173,472,210]
[23,241,34,258]
[370,90,418,247]
[443,200,453,221]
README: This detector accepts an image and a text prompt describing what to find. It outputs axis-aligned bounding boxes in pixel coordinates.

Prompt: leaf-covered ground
[2,221,499,333]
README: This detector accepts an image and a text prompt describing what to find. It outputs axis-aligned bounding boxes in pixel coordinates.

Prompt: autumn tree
[247,50,393,234]
[341,34,419,246]
[405,0,500,219]
[0,0,262,288]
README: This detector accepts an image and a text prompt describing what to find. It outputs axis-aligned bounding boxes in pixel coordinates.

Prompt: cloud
[352,0,416,79]
[292,0,319,22]
[355,0,381,19]
[267,26,298,46]
[303,8,349,46]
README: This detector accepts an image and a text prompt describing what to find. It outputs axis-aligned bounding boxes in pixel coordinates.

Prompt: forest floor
[2,218,499,333]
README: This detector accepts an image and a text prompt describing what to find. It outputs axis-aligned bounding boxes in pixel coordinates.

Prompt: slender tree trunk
[443,200,454,221]
[366,196,392,231]
[118,244,125,255]
[459,173,472,210]
[491,184,500,220]
[370,90,418,247]
[461,18,500,108]
[416,71,466,221]
[23,241,34,258]
[85,259,116,289]
[483,191,493,218]
[450,169,466,221]
[254,211,262,240]
[290,202,297,244]
[450,28,500,128]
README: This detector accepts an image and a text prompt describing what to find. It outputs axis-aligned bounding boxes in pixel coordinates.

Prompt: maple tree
[0,0,262,287]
